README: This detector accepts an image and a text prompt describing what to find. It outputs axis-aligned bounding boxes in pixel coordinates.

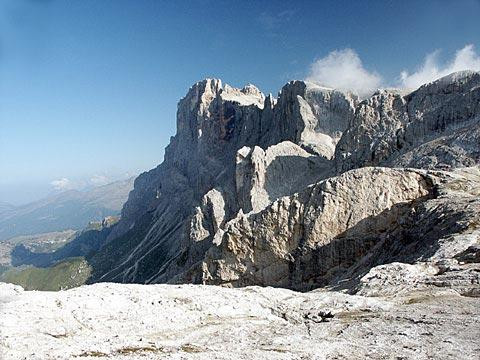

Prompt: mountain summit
[87,71,479,293]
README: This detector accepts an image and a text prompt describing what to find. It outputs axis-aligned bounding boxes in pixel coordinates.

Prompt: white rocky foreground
[1,280,479,360]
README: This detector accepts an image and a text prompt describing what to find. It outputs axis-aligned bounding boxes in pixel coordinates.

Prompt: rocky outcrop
[200,167,431,289]
[199,166,480,291]
[335,71,480,171]
[264,81,357,158]
[90,78,356,284]
[235,141,331,213]
[88,71,480,293]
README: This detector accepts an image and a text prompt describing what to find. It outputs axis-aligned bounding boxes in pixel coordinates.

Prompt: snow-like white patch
[1,282,478,359]
[220,84,265,108]
[0,282,382,359]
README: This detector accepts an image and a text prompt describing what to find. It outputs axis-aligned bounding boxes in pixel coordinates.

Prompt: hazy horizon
[1,0,479,205]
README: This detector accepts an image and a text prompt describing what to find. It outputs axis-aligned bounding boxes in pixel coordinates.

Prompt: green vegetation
[0,264,11,277]
[0,257,91,291]
[2,220,115,291]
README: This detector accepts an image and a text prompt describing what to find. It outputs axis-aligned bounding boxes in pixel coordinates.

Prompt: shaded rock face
[264,81,357,158]
[235,141,331,214]
[201,167,432,289]
[91,71,480,291]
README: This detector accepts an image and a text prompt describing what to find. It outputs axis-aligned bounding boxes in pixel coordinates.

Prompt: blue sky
[1,0,479,204]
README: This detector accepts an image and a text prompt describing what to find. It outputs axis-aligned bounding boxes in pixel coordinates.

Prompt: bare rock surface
[1,281,479,360]
[235,141,331,213]
[335,71,480,172]
[88,71,480,288]
[201,167,432,289]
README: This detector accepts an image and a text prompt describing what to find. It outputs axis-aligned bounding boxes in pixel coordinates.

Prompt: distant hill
[0,257,90,291]
[1,216,117,290]
[0,178,134,241]
[0,202,15,217]
[11,221,114,268]
[0,230,77,266]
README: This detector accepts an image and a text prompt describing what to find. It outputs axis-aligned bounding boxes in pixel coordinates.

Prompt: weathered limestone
[235,141,331,213]
[1,280,479,360]
[201,167,432,289]
[90,71,480,293]
[336,71,480,172]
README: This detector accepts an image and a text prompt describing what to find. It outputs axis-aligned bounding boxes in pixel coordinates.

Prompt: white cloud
[400,44,480,89]
[306,48,382,98]
[89,174,110,187]
[49,173,126,192]
[50,178,73,191]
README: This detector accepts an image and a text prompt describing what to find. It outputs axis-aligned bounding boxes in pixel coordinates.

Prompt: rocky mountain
[88,71,480,293]
[1,71,479,360]
[0,177,134,241]
[335,71,480,171]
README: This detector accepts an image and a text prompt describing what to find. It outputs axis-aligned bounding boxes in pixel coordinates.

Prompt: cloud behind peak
[399,44,480,89]
[305,45,480,97]
[305,48,382,98]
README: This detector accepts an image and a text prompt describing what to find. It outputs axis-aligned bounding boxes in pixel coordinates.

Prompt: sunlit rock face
[201,167,432,289]
[335,71,480,172]
[2,279,480,359]
[200,166,480,292]
[89,71,480,292]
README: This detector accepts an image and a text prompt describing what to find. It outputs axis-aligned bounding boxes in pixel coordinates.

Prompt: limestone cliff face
[200,167,432,289]
[200,166,480,292]
[264,81,357,158]
[90,71,480,291]
[335,71,480,171]
[91,78,353,283]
